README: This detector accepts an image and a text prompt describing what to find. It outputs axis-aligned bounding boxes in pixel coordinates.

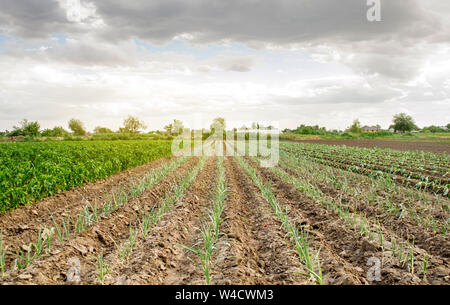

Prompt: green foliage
[121,116,147,134]
[93,126,113,134]
[210,117,226,132]
[163,119,184,136]
[391,113,418,133]
[68,118,87,136]
[422,125,449,133]
[293,124,327,135]
[0,140,172,212]
[8,119,40,137]
[339,132,354,139]
[348,119,363,134]
[90,133,172,141]
[41,126,70,137]
[172,119,184,135]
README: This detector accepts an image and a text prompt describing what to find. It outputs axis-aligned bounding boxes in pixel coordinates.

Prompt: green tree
[348,119,362,133]
[9,119,40,137]
[93,126,113,134]
[121,116,147,134]
[446,123,450,130]
[293,124,327,135]
[68,119,86,136]
[172,119,184,135]
[163,123,173,135]
[41,126,70,137]
[391,113,418,133]
[210,117,226,132]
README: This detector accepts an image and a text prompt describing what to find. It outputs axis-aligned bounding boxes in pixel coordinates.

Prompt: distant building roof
[362,126,380,131]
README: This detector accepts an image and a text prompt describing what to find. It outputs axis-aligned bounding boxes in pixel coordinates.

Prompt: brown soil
[0,154,448,285]
[289,139,450,154]
[0,157,199,284]
[212,157,310,284]
[0,156,172,255]
[279,162,450,253]
[246,158,450,284]
[106,157,216,285]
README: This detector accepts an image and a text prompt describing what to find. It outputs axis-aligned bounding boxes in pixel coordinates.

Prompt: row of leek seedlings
[183,157,228,285]
[54,157,189,241]
[114,224,138,260]
[113,156,207,262]
[128,156,189,199]
[13,227,54,271]
[96,157,205,282]
[236,156,323,285]
[278,150,448,246]
[269,156,386,243]
[292,145,450,218]
[7,157,189,273]
[282,147,431,212]
[266,157,430,279]
[281,149,447,233]
[281,152,440,269]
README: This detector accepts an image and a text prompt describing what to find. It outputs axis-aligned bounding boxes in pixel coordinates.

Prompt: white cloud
[0,0,449,131]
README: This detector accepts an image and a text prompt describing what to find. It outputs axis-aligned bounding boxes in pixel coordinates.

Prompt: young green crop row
[279,148,449,235]
[282,142,449,174]
[282,142,450,196]
[0,140,172,212]
[0,156,194,280]
[255,154,433,280]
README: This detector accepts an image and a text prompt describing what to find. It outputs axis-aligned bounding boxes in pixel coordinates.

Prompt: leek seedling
[95,254,110,283]
[33,229,45,258]
[183,223,215,285]
[0,233,8,277]
[422,253,429,281]
[14,243,34,270]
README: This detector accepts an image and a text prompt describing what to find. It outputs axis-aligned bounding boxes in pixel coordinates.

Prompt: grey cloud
[91,0,441,44]
[1,0,447,81]
[90,0,447,80]
[0,0,69,39]
[3,1,439,46]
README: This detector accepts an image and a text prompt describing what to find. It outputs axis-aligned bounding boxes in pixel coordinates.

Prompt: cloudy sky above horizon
[1,0,449,131]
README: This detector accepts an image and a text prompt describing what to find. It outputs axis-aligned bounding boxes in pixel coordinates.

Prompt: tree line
[284,113,449,135]
[0,116,228,140]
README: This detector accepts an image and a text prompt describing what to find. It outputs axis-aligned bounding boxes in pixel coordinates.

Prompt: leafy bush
[293,124,327,135]
[339,132,354,139]
[41,126,70,137]
[0,140,172,212]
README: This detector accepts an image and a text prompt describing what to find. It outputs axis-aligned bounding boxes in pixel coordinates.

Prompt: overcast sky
[0,0,449,131]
